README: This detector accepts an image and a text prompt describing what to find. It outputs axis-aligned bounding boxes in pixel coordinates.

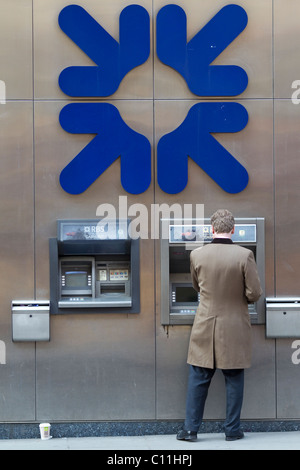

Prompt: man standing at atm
[177,209,262,442]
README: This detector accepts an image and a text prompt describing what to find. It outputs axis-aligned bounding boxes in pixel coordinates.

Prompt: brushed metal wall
[274,0,300,417]
[0,0,35,421]
[0,0,299,422]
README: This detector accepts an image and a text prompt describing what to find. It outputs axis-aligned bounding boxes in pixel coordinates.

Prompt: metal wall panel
[154,0,273,99]
[153,99,274,289]
[276,339,300,418]
[274,99,300,294]
[34,100,156,420]
[0,102,35,420]
[0,0,32,99]
[33,0,153,100]
[153,0,274,420]
[155,99,275,419]
[273,98,300,415]
[34,99,154,295]
[33,0,156,420]
[274,0,300,98]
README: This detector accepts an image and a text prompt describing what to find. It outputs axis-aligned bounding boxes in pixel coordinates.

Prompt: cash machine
[49,219,140,314]
[160,218,265,325]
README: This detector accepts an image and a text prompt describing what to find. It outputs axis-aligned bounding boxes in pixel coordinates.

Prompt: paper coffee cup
[39,423,51,440]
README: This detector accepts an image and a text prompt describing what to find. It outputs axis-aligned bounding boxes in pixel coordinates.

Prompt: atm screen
[65,271,88,288]
[176,286,198,303]
[172,283,199,305]
[60,259,93,295]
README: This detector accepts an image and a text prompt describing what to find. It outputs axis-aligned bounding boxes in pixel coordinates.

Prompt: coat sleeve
[244,251,263,302]
[190,251,200,292]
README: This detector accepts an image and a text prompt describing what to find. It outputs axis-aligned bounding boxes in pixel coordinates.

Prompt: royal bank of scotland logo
[58,4,249,195]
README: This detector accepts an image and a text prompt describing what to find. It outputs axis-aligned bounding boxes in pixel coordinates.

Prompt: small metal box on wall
[11,301,50,342]
[266,297,300,338]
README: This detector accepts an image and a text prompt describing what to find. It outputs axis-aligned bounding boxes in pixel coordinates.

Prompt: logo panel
[58,4,249,195]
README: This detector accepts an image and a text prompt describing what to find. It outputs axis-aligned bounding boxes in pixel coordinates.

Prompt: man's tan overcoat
[187,240,262,369]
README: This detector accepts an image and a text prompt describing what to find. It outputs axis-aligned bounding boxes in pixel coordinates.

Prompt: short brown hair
[211,209,235,234]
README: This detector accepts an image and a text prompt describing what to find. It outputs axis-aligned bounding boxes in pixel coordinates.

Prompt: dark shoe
[225,430,244,441]
[176,429,197,442]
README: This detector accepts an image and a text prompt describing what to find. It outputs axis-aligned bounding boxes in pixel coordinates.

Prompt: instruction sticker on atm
[109,270,129,281]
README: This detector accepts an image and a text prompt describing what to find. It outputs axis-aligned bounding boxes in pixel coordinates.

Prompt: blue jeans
[184,365,244,436]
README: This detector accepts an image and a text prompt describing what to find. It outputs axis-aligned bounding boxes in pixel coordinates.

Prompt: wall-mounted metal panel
[0,0,32,99]
[33,0,153,100]
[155,98,274,419]
[241,326,276,419]
[154,99,274,289]
[276,339,300,418]
[0,102,35,420]
[274,0,300,99]
[34,99,156,420]
[36,304,156,421]
[274,99,300,295]
[154,0,272,100]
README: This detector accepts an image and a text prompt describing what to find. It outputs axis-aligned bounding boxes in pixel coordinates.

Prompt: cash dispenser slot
[100,284,125,294]
[49,220,140,314]
[266,297,300,338]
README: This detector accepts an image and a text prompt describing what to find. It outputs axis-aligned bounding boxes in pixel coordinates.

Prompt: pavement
[0,431,299,450]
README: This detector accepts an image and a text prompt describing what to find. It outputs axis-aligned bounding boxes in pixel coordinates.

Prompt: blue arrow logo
[58,4,250,195]
[157,102,249,194]
[58,4,150,97]
[156,4,248,96]
[59,103,151,194]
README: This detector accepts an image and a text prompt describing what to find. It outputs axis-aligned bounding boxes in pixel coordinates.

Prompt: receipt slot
[160,218,265,325]
[49,219,140,314]
[12,301,50,341]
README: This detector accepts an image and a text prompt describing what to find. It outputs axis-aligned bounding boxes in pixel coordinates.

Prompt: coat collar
[211,238,233,244]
